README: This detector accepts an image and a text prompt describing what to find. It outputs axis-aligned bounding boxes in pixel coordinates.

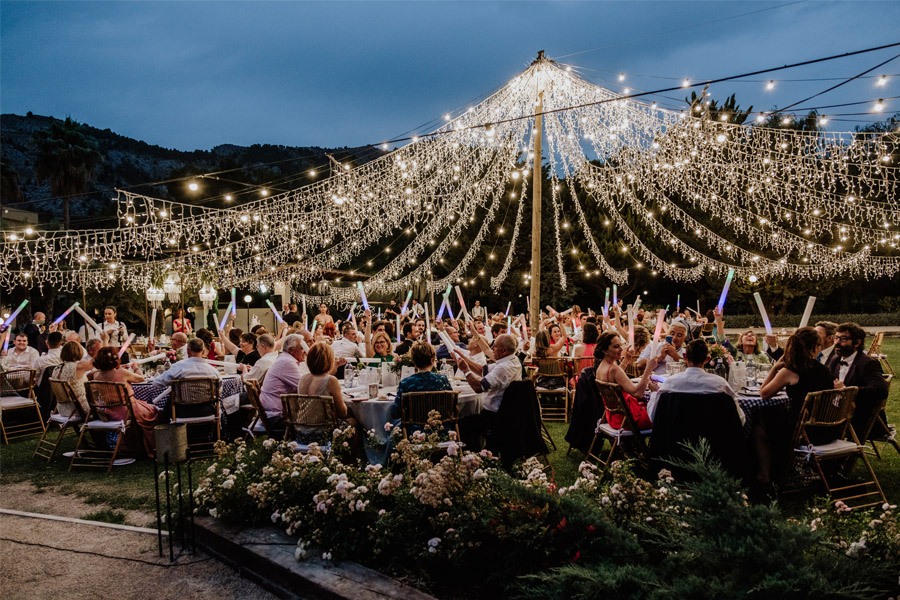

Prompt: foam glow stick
[652,309,667,344]
[424,302,431,339]
[447,304,456,321]
[2,300,29,328]
[310,321,318,335]
[696,300,700,315]
[218,301,234,331]
[612,284,618,306]
[74,306,100,331]
[753,292,773,335]
[52,302,80,326]
[505,301,512,316]
[117,333,136,358]
[1,329,11,353]
[149,308,157,342]
[560,308,573,315]
[203,358,239,368]
[302,295,307,329]
[799,296,816,329]
[395,315,402,343]
[686,307,702,317]
[357,281,370,311]
[132,352,167,365]
[520,320,528,345]
[633,295,642,313]
[604,287,610,312]
[347,302,357,321]
[231,288,237,317]
[676,294,680,312]
[526,295,531,312]
[436,297,449,320]
[717,268,735,312]
[377,308,382,320]
[628,306,635,348]
[400,290,413,315]
[266,300,284,323]
[454,286,471,321]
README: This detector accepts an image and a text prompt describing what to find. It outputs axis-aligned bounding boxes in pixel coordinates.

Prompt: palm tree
[33,117,103,229]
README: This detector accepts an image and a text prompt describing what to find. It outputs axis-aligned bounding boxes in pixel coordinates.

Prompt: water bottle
[715,359,727,380]
[746,361,757,388]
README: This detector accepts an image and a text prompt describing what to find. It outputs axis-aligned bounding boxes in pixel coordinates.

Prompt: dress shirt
[479,353,522,413]
[818,345,835,365]
[639,343,686,376]
[331,337,365,361]
[34,347,63,385]
[649,367,745,425]
[836,351,857,383]
[245,351,277,383]
[259,352,309,414]
[2,346,40,369]
[153,356,221,387]
[96,320,128,347]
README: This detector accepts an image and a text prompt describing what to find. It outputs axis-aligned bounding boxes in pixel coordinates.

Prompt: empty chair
[586,380,652,471]
[534,357,570,422]
[490,380,550,468]
[281,393,337,452]
[865,374,898,458]
[0,368,44,443]
[792,387,886,510]
[170,378,221,458]
[34,379,86,462]
[71,381,135,472]
[401,390,461,441]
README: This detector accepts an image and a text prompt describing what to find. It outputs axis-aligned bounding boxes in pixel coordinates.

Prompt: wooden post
[529,51,545,334]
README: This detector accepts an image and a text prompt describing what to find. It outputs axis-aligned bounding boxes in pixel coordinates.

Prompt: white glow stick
[436,297,449,320]
[400,290,413,315]
[560,308,573,315]
[377,308,382,320]
[203,358,237,368]
[395,315,402,343]
[424,302,431,339]
[52,302,80,326]
[357,281,369,311]
[302,295,307,329]
[2,300,29,328]
[520,320,528,345]
[218,301,234,331]
[799,296,816,329]
[231,288,237,317]
[753,293,773,335]
[612,284,617,306]
[505,301,512,316]
[454,286,471,321]
[310,321,318,335]
[717,268,735,312]
[604,288,610,314]
[686,307,702,317]
[526,295,531,312]
[652,309,667,344]
[633,296,642,313]
[347,301,357,321]
[132,352,167,365]
[447,304,456,321]
[74,306,100,331]
[627,305,635,348]
[149,308,157,342]
[117,333,136,358]
[300,339,310,352]
[266,299,284,323]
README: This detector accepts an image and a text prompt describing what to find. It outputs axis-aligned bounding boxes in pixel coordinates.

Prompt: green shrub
[725,312,900,329]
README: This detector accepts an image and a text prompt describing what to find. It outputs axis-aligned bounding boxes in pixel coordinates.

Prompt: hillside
[0,113,384,228]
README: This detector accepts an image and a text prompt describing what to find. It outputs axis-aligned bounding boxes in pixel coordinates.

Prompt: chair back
[401,390,460,434]
[494,380,549,466]
[1,368,37,397]
[867,331,884,356]
[170,378,220,406]
[281,394,337,433]
[84,381,133,421]
[535,357,566,378]
[595,380,644,434]
[49,378,87,421]
[792,387,858,447]
[245,378,276,436]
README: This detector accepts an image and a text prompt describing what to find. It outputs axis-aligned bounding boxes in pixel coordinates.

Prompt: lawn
[2,338,898,522]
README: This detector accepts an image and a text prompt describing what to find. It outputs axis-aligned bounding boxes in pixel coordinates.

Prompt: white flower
[271,511,280,523]
[221,478,234,490]
[263,438,276,449]
[446,442,459,456]
[322,551,332,561]
[384,422,394,432]
[209,508,218,518]
[427,537,441,553]
[473,468,487,481]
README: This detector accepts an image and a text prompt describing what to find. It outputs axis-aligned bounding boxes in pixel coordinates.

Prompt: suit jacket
[24,322,48,354]
[826,352,888,404]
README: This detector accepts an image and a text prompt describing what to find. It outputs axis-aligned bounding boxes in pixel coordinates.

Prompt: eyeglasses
[834,335,853,342]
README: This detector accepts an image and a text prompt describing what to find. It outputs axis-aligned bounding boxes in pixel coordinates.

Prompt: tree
[33,116,103,229]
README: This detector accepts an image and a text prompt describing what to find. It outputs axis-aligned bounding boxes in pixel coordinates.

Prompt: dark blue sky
[2,1,897,151]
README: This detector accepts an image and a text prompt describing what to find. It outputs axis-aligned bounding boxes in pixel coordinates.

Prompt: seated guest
[242,334,277,383]
[91,346,160,456]
[620,325,650,375]
[2,333,39,369]
[194,329,222,360]
[390,341,452,419]
[218,329,260,366]
[456,334,522,435]
[34,331,64,386]
[436,323,467,360]
[154,338,222,387]
[827,322,889,442]
[84,338,104,362]
[260,334,309,417]
[394,322,417,356]
[733,330,771,365]
[168,332,189,360]
[295,342,349,444]
[65,330,83,345]
[51,341,93,418]
[594,331,657,430]
[648,339,745,424]
[638,320,688,376]
[333,321,366,362]
[572,322,600,372]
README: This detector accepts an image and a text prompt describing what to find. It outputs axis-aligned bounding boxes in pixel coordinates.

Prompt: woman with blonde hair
[295,342,350,445]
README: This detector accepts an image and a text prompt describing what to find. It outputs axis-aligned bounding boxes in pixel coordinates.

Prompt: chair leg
[69,427,90,472]
[541,421,556,451]
[868,439,883,459]
[34,422,70,462]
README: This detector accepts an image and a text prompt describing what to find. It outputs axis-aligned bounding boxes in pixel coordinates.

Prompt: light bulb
[618,73,625,82]
[874,99,884,112]
[766,80,775,90]
[876,75,887,87]
[188,182,199,191]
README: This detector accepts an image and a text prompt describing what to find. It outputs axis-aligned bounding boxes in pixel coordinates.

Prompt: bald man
[25,312,49,354]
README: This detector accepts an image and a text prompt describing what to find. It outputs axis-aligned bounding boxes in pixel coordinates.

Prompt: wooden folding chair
[865,374,898,459]
[586,380,652,472]
[170,378,221,458]
[792,387,886,510]
[534,357,570,422]
[71,381,135,472]
[244,378,282,439]
[34,379,86,462]
[866,332,894,376]
[281,393,337,452]
[400,390,461,441]
[0,368,45,443]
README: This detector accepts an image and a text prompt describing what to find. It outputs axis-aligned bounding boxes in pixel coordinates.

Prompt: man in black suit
[24,311,49,354]
[826,322,889,442]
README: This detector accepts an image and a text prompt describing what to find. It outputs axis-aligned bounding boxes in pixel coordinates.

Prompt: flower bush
[195,433,900,599]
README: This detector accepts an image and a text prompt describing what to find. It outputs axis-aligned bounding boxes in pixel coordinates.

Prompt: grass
[81,508,128,524]
[2,339,897,519]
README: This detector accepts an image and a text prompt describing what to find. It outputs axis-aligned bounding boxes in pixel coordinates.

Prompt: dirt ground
[0,482,279,600]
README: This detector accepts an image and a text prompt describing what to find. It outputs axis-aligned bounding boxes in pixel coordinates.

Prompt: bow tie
[839,360,849,367]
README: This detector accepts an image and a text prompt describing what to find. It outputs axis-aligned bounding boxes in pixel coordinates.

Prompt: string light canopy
[1,53,897,302]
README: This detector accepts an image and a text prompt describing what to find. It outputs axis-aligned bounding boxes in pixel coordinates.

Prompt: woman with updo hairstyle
[51,341,92,417]
[390,341,452,420]
[593,331,657,430]
[90,346,160,456]
[295,342,350,445]
[195,328,222,360]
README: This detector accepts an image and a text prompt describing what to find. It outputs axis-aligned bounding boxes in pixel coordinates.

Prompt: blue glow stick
[266,299,284,323]
[2,300,29,328]
[347,301,357,321]
[676,294,680,312]
[447,304,455,321]
[400,290,413,315]
[357,282,369,311]
[219,301,234,330]
[231,288,237,317]
[717,268,735,312]
[52,302,80,326]
[436,297,449,320]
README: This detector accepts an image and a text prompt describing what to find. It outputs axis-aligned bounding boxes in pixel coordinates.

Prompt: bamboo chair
[170,378,221,458]
[586,380,652,472]
[866,331,894,376]
[792,387,886,510]
[534,357,570,422]
[244,378,282,439]
[71,381,135,472]
[865,374,898,459]
[400,390,461,442]
[281,393,337,452]
[34,379,86,462]
[0,368,45,443]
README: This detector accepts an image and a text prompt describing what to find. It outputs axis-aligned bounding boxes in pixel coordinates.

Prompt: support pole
[529,51,545,334]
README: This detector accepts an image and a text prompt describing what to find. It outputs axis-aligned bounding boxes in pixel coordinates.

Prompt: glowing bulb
[874,99,885,112]
[188,182,199,191]
[24,227,33,235]
[158,210,168,218]
[781,116,792,126]
[766,80,775,91]
[876,75,887,87]
[224,194,233,201]
[681,78,690,88]
[716,134,727,143]
[818,116,828,126]
[618,73,625,82]
[756,113,765,123]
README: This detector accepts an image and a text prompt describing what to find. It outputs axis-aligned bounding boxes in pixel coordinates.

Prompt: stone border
[194,517,436,600]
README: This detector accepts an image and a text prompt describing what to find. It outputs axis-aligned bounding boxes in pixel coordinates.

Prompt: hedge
[723,312,900,329]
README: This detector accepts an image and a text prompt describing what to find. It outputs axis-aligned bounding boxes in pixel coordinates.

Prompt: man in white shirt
[457,334,522,413]
[648,339,745,425]
[34,332,64,386]
[470,300,486,321]
[332,322,365,362]
[2,334,40,369]
[638,321,688,376]
[242,334,278,383]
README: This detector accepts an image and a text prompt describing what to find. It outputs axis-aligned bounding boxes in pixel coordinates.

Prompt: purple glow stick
[717,268,735,312]
[52,302,80,326]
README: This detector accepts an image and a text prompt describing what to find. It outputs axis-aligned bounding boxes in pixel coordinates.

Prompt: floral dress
[53,361,89,418]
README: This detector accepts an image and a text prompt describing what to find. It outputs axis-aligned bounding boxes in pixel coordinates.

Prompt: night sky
[2,1,897,151]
